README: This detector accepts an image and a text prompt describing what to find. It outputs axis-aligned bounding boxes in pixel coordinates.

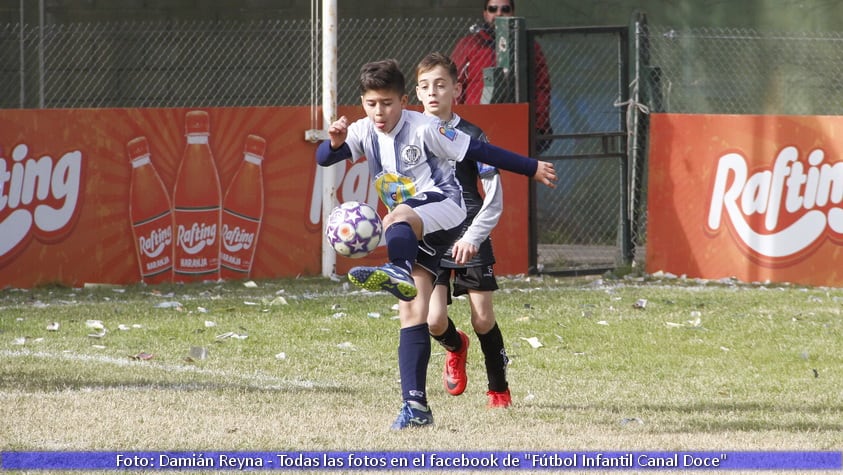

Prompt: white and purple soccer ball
[325,201,383,258]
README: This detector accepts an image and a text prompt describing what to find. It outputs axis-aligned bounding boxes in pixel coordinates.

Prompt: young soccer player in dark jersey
[315,58,555,429]
[416,52,512,409]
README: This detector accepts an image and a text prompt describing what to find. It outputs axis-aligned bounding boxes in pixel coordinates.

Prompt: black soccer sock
[430,317,463,352]
[398,323,431,405]
[385,221,417,274]
[476,323,509,392]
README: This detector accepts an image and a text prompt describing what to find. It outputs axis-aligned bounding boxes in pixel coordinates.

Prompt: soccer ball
[325,201,383,258]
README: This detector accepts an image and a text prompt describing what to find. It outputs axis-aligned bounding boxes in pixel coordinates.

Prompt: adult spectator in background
[451,0,552,150]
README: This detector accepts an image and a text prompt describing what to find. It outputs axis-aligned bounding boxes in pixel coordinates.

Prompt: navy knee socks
[398,323,431,405]
[385,222,417,273]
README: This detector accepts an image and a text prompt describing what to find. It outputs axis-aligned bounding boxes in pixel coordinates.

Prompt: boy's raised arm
[315,115,353,167]
[328,116,350,149]
[465,138,557,188]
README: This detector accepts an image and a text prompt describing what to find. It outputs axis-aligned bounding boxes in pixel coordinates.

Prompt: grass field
[1,272,842,474]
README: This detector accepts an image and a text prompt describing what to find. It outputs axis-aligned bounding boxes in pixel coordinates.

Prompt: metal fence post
[38,0,44,109]
[18,0,25,107]
[321,0,338,278]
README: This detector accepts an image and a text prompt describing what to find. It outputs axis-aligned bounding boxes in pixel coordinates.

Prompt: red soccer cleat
[487,389,512,408]
[443,330,469,395]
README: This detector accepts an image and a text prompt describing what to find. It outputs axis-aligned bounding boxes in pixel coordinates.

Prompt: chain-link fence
[8,19,837,112]
[645,26,843,115]
[524,20,843,274]
[6,15,841,274]
[530,26,632,274]
[626,22,843,271]
[0,18,477,109]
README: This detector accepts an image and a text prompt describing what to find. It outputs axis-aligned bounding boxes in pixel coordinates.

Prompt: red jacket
[451,26,552,135]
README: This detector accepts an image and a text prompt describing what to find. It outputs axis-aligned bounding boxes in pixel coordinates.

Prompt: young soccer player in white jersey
[416,52,512,408]
[315,58,556,430]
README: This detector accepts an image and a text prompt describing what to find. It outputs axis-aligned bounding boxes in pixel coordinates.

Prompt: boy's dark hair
[359,59,406,96]
[484,0,514,9]
[416,52,459,83]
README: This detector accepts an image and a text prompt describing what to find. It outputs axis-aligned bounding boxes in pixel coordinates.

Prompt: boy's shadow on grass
[4,376,352,395]
[530,401,843,432]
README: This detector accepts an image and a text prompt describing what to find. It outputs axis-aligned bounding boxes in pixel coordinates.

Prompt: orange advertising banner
[0,105,530,288]
[647,113,843,287]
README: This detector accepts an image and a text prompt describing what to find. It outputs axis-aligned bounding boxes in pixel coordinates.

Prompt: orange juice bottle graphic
[127,136,173,284]
[220,135,266,280]
[172,110,222,282]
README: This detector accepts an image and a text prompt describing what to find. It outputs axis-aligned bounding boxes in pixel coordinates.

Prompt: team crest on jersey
[401,145,422,165]
[438,124,458,141]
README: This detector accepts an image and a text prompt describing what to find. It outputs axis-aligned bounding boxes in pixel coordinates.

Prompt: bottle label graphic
[127,137,173,284]
[172,110,222,282]
[221,135,266,280]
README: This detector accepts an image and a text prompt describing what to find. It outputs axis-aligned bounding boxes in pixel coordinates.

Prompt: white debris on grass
[204,321,217,327]
[665,315,704,329]
[264,296,287,306]
[275,352,287,360]
[337,341,356,351]
[520,336,543,349]
[82,282,121,289]
[243,280,258,288]
[46,322,60,331]
[216,332,248,340]
[189,346,208,360]
[154,301,182,309]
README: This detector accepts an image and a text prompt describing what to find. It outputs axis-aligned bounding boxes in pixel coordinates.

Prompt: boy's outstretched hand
[328,116,349,149]
[534,160,558,188]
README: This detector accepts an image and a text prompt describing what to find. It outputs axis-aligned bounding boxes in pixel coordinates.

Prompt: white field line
[0,348,339,392]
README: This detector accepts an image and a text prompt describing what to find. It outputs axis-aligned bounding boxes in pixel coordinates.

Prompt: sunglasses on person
[486,4,512,14]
